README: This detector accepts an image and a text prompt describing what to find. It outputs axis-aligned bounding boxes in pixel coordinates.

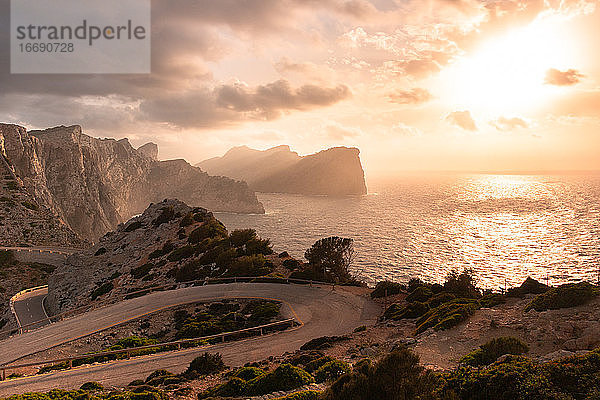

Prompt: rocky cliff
[198,145,368,196]
[46,199,276,314]
[0,124,264,242]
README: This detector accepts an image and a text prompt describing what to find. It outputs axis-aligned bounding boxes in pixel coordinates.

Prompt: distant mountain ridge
[0,124,264,242]
[198,145,367,196]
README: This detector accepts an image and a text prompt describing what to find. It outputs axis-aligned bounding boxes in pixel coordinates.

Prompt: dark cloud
[388,88,433,104]
[140,80,351,128]
[490,116,529,131]
[544,68,585,86]
[446,110,477,131]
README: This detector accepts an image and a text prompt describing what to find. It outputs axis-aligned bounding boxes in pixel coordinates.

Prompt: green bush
[300,336,350,351]
[91,282,114,300]
[460,337,529,367]
[233,366,266,381]
[144,369,174,383]
[406,286,433,303]
[227,254,272,277]
[427,292,457,308]
[305,356,336,373]
[415,299,479,334]
[230,229,258,247]
[315,360,351,383]
[245,238,273,255]
[283,258,301,270]
[272,390,322,400]
[167,245,195,262]
[371,281,403,298]
[246,364,314,395]
[443,269,481,298]
[384,301,429,320]
[188,218,228,244]
[199,376,247,398]
[321,348,440,400]
[110,336,158,350]
[80,381,104,391]
[525,282,599,312]
[186,352,226,375]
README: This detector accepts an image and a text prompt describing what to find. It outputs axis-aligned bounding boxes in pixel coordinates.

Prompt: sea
[215,173,600,290]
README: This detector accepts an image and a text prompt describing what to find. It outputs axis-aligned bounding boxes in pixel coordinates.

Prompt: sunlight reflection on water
[216,174,600,290]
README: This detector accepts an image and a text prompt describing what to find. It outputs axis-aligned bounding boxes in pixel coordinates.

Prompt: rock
[538,350,575,362]
[137,142,159,160]
[360,346,378,357]
[198,145,368,196]
[0,123,264,241]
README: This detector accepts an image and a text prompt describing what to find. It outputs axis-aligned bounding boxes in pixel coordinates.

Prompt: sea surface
[215,174,600,290]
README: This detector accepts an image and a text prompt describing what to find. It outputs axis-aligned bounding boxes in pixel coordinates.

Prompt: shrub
[353,325,367,333]
[427,292,456,308]
[322,348,440,400]
[148,241,175,259]
[186,352,226,375]
[125,221,143,232]
[110,336,158,350]
[90,282,114,300]
[245,238,273,255]
[199,376,247,398]
[227,254,272,277]
[145,369,174,383]
[0,250,15,267]
[525,282,599,312]
[230,229,258,247]
[444,269,481,298]
[300,336,350,351]
[305,356,336,373]
[283,258,301,270]
[460,337,529,367]
[152,206,175,226]
[188,218,228,244]
[245,300,280,323]
[371,281,404,298]
[406,286,434,303]
[304,237,355,283]
[94,247,108,256]
[167,245,195,262]
[80,381,104,391]
[131,263,153,279]
[506,277,549,297]
[246,364,314,395]
[315,360,351,383]
[179,213,194,227]
[233,366,266,381]
[384,301,429,320]
[415,299,479,334]
[21,200,39,210]
[272,390,321,400]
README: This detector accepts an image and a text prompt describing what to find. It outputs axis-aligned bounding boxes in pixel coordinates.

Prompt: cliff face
[0,125,86,247]
[198,145,368,196]
[0,124,264,241]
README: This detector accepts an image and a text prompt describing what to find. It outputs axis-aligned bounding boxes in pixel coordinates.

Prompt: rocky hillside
[198,145,368,196]
[0,124,264,241]
[0,149,85,247]
[46,199,277,314]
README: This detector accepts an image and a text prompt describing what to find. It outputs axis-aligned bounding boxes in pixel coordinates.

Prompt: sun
[442,17,575,116]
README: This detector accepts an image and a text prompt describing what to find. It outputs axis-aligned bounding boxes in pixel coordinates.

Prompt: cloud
[445,110,477,131]
[140,80,351,128]
[323,122,362,140]
[388,88,433,104]
[544,68,585,86]
[490,116,529,131]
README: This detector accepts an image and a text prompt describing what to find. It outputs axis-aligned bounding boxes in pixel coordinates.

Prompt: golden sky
[2,0,599,175]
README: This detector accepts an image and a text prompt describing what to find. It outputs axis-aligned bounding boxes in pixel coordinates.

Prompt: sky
[1,0,600,176]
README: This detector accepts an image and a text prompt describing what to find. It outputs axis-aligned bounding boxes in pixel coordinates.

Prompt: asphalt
[11,287,51,332]
[0,282,380,395]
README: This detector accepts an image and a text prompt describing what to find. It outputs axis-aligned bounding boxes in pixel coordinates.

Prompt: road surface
[11,287,50,332]
[0,283,380,395]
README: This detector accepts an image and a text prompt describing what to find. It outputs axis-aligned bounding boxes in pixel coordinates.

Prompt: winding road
[11,287,50,332]
[0,282,380,396]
